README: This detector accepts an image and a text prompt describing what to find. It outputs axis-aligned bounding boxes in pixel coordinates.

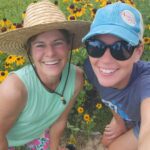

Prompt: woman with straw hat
[0,0,90,149]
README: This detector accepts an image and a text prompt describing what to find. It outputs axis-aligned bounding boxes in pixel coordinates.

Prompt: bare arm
[0,74,27,150]
[49,66,84,150]
[138,97,150,150]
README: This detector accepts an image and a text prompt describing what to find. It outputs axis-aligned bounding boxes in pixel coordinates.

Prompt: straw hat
[0,0,90,56]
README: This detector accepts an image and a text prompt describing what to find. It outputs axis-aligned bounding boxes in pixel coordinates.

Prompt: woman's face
[89,34,143,89]
[30,29,70,80]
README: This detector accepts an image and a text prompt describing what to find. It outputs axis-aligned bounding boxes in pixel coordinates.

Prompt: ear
[134,43,144,62]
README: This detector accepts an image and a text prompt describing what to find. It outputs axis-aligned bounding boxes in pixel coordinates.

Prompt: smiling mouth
[100,68,117,75]
[43,60,60,65]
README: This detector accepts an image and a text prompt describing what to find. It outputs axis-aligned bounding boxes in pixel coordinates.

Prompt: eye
[35,44,45,48]
[52,40,66,47]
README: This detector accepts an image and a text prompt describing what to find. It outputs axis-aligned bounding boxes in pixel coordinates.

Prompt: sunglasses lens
[85,39,135,61]
[85,40,105,58]
[111,41,135,60]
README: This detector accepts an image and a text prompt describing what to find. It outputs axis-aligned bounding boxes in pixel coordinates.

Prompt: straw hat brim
[0,20,90,56]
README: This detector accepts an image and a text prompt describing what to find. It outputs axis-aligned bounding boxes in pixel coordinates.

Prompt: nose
[45,45,56,57]
[99,48,115,63]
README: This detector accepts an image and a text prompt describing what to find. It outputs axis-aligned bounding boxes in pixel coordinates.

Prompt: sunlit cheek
[31,52,42,64]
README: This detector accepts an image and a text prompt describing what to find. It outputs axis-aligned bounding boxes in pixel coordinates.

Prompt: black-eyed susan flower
[68,15,76,20]
[99,0,107,7]
[63,0,69,2]
[0,70,8,83]
[1,27,7,32]
[10,24,17,31]
[75,7,85,17]
[3,18,12,28]
[4,63,12,69]
[22,11,26,20]
[84,114,91,123]
[15,56,26,66]
[5,55,17,64]
[125,0,135,6]
[144,37,150,45]
[73,0,82,3]
[96,103,102,109]
[67,4,75,14]
[90,8,97,18]
[77,107,84,114]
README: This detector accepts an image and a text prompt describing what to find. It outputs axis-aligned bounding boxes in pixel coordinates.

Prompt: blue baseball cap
[82,2,144,46]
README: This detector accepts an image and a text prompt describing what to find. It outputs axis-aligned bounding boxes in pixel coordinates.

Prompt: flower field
[0,0,150,149]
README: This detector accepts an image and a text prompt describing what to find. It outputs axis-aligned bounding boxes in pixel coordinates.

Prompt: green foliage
[0,52,8,70]
[0,0,35,23]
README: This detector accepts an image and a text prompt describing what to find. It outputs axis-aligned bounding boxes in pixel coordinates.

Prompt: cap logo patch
[121,10,136,26]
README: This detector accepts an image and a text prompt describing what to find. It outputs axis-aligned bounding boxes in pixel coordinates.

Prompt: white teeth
[44,60,59,65]
[100,68,115,74]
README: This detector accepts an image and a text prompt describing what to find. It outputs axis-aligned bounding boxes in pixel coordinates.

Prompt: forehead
[34,29,65,41]
[95,34,122,42]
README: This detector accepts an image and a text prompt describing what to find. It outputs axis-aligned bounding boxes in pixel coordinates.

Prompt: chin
[98,79,116,88]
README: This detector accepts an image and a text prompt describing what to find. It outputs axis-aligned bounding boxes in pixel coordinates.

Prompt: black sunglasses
[85,39,139,61]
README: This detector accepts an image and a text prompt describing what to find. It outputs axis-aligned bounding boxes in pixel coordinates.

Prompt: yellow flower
[22,11,26,20]
[5,55,17,64]
[4,63,12,69]
[73,0,81,3]
[0,18,12,28]
[68,15,76,20]
[73,48,79,54]
[67,134,76,144]
[77,107,84,114]
[96,103,102,109]
[0,70,8,83]
[67,4,75,14]
[75,7,85,17]
[1,27,7,32]
[144,37,150,45]
[15,56,26,66]
[63,0,69,2]
[99,0,107,7]
[10,24,17,30]
[84,114,91,123]
[90,8,97,18]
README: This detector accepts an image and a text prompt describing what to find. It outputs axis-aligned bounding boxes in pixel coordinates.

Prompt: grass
[0,0,33,23]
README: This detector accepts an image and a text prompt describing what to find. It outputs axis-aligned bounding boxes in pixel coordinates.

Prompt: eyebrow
[32,38,66,44]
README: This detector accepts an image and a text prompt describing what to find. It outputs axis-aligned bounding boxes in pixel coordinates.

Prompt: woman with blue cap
[83,2,150,150]
[0,0,90,149]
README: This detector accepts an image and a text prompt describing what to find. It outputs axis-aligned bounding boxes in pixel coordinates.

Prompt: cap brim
[82,24,139,46]
[0,21,90,56]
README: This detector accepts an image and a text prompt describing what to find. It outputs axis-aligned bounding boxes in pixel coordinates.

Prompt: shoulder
[131,61,150,86]
[131,62,150,101]
[135,61,150,74]
[0,73,27,108]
